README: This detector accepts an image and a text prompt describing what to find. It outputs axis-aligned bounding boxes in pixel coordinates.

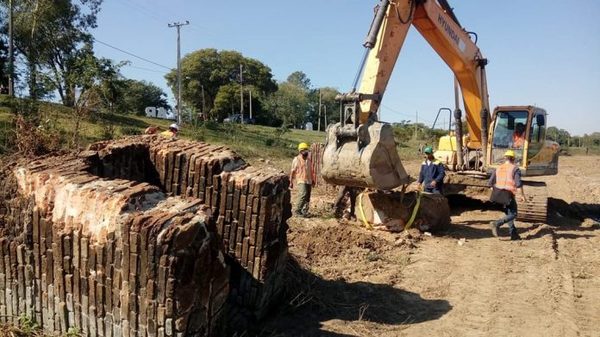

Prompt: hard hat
[423,146,433,154]
[169,123,179,130]
[504,149,515,157]
[298,142,310,151]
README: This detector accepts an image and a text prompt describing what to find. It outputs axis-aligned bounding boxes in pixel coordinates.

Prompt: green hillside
[0,98,326,169]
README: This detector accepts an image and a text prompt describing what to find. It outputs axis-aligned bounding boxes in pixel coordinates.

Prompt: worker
[333,186,360,220]
[144,126,160,135]
[290,142,316,217]
[512,123,525,148]
[160,123,179,138]
[418,146,445,194]
[488,149,527,241]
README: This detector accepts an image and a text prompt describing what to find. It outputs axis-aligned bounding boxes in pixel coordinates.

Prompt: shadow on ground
[252,258,451,337]
[547,198,600,226]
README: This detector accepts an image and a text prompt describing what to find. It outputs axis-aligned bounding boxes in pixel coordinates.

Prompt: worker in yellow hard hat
[290,142,316,217]
[488,149,527,240]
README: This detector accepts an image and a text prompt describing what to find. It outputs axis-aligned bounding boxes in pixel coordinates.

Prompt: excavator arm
[358,0,490,148]
[322,0,491,190]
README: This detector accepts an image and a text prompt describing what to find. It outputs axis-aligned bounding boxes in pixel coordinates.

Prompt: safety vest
[292,154,313,185]
[495,162,517,194]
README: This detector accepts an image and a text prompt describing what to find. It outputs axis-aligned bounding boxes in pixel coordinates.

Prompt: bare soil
[258,155,600,337]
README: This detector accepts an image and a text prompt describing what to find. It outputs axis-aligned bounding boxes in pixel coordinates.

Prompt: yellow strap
[358,192,373,230]
[404,191,422,230]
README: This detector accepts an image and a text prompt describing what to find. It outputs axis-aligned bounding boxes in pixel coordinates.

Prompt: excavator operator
[512,123,526,148]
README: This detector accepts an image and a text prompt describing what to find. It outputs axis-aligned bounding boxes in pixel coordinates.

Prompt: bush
[203,119,220,131]
[188,127,206,142]
[120,126,141,136]
[102,123,116,140]
[275,125,289,138]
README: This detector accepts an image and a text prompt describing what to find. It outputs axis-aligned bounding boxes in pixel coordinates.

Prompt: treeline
[0,1,341,128]
[0,0,170,115]
[546,127,600,149]
[165,48,340,127]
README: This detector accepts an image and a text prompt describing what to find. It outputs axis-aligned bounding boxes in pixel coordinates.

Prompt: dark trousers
[295,183,312,214]
[494,197,518,237]
[334,186,358,218]
[424,186,442,194]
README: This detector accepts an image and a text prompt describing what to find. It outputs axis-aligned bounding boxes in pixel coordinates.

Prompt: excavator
[321,0,560,223]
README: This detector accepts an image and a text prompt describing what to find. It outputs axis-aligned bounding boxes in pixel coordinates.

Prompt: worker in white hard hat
[160,123,179,139]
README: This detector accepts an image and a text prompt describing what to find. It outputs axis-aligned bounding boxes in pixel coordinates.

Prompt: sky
[92,0,600,136]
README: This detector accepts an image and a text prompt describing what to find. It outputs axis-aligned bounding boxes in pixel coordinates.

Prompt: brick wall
[0,135,291,336]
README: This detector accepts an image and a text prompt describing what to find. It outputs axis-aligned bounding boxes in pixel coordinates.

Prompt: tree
[118,79,169,115]
[165,49,277,121]
[1,0,103,103]
[286,71,311,91]
[0,37,7,88]
[264,81,309,128]
[547,126,571,146]
[307,86,340,129]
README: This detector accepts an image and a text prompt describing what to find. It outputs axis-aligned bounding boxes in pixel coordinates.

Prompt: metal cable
[351,48,370,92]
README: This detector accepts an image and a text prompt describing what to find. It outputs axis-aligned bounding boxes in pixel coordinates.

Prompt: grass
[0,98,326,168]
[0,97,433,170]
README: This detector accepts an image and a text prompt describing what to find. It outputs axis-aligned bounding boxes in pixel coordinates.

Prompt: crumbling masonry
[0,136,291,336]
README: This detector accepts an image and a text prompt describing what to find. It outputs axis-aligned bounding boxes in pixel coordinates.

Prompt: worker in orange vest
[290,142,317,217]
[488,150,527,240]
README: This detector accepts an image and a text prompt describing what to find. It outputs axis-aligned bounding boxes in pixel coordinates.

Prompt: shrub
[120,126,141,136]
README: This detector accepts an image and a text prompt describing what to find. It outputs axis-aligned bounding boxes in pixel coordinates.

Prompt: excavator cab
[488,106,559,176]
[321,94,410,190]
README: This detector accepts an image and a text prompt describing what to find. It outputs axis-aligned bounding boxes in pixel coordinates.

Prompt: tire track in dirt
[395,219,596,337]
[554,228,600,337]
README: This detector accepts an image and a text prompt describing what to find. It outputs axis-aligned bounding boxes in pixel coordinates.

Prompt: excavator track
[517,181,548,223]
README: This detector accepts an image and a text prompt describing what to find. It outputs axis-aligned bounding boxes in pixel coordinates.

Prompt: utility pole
[201,85,206,120]
[168,20,189,125]
[8,0,14,96]
[318,90,322,131]
[248,90,253,119]
[239,64,244,124]
[414,110,419,139]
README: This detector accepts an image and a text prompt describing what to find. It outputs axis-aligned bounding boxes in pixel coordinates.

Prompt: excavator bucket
[321,121,410,190]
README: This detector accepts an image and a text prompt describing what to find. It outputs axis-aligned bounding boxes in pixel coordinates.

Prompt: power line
[125,64,169,74]
[93,38,172,71]
[380,104,435,124]
[118,0,208,36]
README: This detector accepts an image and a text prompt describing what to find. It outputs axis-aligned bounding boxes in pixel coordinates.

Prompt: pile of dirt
[289,224,386,260]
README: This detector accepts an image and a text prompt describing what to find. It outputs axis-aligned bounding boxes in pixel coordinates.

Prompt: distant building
[145,107,176,120]
[305,122,313,131]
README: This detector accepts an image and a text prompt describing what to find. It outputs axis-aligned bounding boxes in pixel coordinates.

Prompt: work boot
[489,221,498,238]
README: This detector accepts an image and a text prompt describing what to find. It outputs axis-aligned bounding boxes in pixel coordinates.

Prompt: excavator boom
[322,0,491,190]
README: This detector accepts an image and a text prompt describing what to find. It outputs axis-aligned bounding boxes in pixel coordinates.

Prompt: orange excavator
[321,0,559,222]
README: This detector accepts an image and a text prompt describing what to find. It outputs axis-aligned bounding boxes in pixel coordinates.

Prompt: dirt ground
[258,155,600,337]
